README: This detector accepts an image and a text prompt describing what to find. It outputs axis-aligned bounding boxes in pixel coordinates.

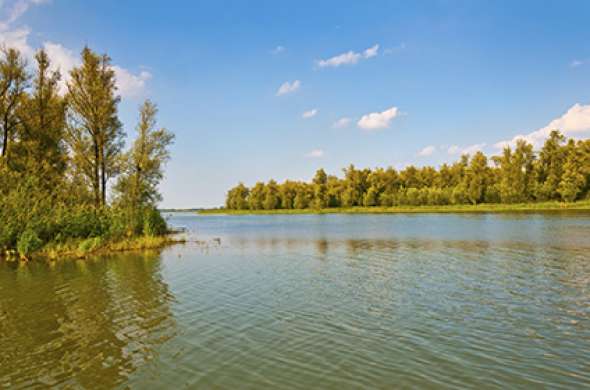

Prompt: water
[1,213,590,388]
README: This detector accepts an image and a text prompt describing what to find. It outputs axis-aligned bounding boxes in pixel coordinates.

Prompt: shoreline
[2,234,186,262]
[197,200,590,216]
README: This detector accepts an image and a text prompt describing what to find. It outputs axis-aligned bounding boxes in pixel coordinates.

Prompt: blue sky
[2,0,590,207]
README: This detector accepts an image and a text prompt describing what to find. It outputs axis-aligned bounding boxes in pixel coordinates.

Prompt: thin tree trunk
[93,140,100,208]
[101,155,106,206]
[2,113,9,158]
[134,165,141,209]
[1,128,7,157]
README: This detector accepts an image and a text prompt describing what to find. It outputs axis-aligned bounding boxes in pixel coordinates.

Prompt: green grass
[199,200,590,215]
[3,234,186,262]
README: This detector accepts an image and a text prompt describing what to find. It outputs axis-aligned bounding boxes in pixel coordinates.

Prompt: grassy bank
[199,200,590,215]
[2,234,185,262]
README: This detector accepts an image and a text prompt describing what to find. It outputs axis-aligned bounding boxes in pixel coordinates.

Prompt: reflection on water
[1,213,590,388]
[0,252,176,388]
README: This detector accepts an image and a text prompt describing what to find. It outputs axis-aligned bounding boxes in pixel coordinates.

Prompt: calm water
[1,213,590,389]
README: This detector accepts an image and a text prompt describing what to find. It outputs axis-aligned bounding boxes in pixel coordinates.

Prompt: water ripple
[1,213,590,388]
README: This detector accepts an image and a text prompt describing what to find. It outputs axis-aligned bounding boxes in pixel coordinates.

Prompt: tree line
[226,132,590,210]
[0,46,174,257]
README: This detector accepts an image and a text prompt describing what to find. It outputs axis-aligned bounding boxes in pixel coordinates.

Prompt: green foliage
[113,100,174,209]
[535,130,566,200]
[558,140,586,202]
[0,47,29,161]
[464,151,489,204]
[0,45,173,259]
[226,183,249,209]
[224,131,590,210]
[248,182,265,210]
[17,229,43,258]
[263,180,281,210]
[142,208,168,236]
[67,46,124,208]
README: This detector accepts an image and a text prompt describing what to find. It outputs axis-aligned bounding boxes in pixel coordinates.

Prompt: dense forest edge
[202,201,590,215]
[222,131,590,213]
[0,46,177,261]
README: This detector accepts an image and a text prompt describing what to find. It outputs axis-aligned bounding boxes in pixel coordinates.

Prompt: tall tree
[312,168,329,209]
[66,47,124,207]
[226,183,249,210]
[16,49,66,181]
[464,151,489,204]
[114,100,174,209]
[341,165,369,207]
[558,140,586,202]
[279,180,298,209]
[263,180,281,210]
[536,130,566,200]
[249,182,265,210]
[495,140,535,203]
[293,183,312,209]
[0,48,28,161]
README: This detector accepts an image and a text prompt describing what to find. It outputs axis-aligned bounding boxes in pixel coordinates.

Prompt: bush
[17,229,43,258]
[0,165,169,255]
[143,208,167,236]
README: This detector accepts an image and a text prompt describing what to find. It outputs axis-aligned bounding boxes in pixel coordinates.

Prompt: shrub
[17,229,43,258]
[143,208,167,236]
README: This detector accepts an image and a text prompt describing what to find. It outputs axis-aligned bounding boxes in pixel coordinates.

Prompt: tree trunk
[2,113,10,158]
[93,140,100,209]
[1,127,7,157]
[101,157,106,207]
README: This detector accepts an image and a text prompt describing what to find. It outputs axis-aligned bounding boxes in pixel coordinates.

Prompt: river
[1,212,589,388]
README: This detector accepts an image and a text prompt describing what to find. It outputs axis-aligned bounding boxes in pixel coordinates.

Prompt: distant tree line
[0,46,174,257]
[226,132,590,210]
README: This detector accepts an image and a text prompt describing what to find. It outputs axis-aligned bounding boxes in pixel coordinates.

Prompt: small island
[0,47,177,261]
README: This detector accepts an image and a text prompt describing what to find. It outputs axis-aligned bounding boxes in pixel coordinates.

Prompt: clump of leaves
[17,229,43,259]
[143,208,167,236]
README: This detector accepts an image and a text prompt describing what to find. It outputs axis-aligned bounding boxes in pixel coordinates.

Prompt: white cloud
[302,108,318,119]
[316,43,379,68]
[0,1,151,98]
[112,65,152,98]
[0,26,151,98]
[305,149,324,158]
[0,26,34,57]
[363,44,379,58]
[276,80,300,96]
[318,51,361,67]
[271,45,285,54]
[333,117,351,128]
[0,0,50,30]
[417,145,435,157]
[447,143,486,155]
[571,59,584,68]
[42,41,78,94]
[494,103,590,149]
[357,106,399,131]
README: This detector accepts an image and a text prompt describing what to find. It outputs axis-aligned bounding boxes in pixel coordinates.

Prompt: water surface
[1,213,590,388]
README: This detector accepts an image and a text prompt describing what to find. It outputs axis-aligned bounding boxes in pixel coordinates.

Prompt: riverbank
[199,200,590,215]
[2,234,186,262]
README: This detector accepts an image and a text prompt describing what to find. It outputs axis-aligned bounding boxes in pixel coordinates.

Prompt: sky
[1,0,590,208]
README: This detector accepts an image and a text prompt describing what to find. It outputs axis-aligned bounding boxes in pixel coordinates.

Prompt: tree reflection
[0,251,176,388]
